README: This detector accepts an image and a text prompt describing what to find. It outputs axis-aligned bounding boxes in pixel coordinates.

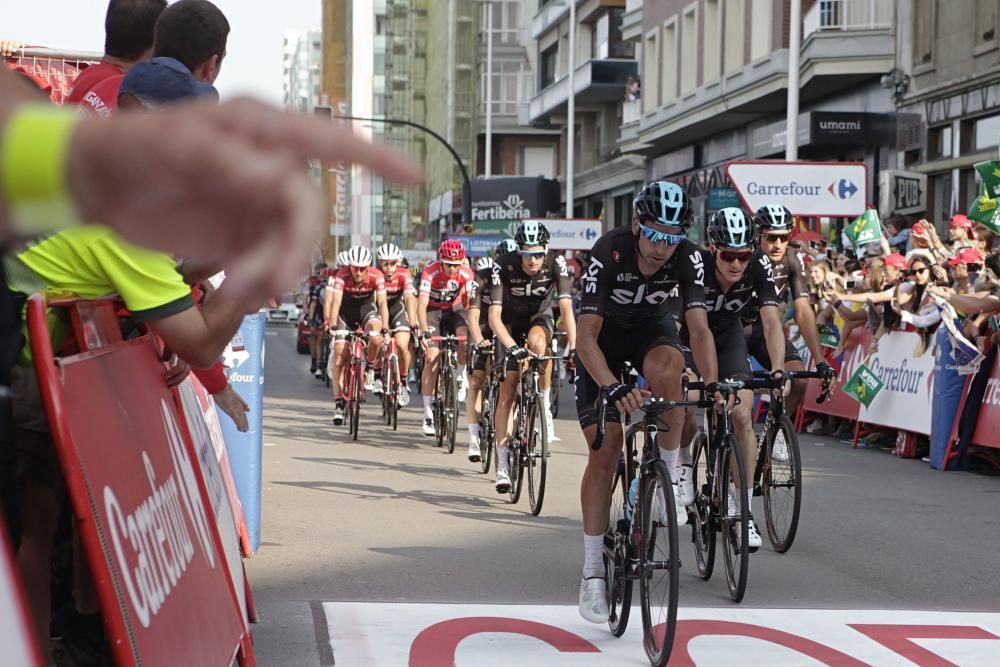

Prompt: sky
[5,0,321,104]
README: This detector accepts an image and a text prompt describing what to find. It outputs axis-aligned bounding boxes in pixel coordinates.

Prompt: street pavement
[248,325,1000,666]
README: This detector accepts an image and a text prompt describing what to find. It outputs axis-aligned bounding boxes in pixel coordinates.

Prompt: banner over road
[727,161,868,217]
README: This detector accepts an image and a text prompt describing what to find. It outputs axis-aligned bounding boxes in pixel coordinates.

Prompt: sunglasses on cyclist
[519,250,547,259]
[717,250,753,264]
[638,221,686,246]
[763,233,791,244]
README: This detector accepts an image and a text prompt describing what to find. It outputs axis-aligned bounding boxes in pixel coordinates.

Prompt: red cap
[947,247,984,265]
[950,214,973,230]
[884,253,908,269]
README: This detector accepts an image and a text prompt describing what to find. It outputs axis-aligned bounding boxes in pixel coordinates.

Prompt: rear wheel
[434,368,445,447]
[762,416,802,553]
[549,361,561,419]
[690,431,716,581]
[444,366,457,455]
[387,357,400,431]
[639,460,679,667]
[605,450,636,637]
[720,436,749,603]
[526,395,549,516]
[479,379,496,474]
[350,358,362,441]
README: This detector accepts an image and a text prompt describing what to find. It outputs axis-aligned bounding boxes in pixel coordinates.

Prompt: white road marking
[323,603,1000,666]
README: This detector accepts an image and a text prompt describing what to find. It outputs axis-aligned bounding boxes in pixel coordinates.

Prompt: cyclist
[306,263,327,378]
[377,243,417,405]
[417,239,476,436]
[466,239,518,462]
[490,221,576,492]
[575,181,722,624]
[679,207,789,552]
[324,245,390,425]
[743,205,832,453]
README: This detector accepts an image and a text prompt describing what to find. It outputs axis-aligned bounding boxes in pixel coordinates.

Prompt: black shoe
[310,361,317,374]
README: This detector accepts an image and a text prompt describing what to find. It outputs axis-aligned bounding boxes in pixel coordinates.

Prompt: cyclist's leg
[467,332,489,440]
[717,321,756,504]
[494,320,527,485]
[421,309,444,421]
[310,321,322,367]
[527,312,554,386]
[363,305,382,365]
[782,338,807,415]
[332,318,352,402]
[390,304,412,378]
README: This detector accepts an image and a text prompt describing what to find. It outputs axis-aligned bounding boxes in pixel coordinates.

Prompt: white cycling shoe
[544,410,559,443]
[422,418,435,436]
[495,469,511,494]
[578,577,609,624]
[468,436,482,463]
[398,386,410,407]
[677,463,695,507]
[771,431,790,463]
[747,516,763,551]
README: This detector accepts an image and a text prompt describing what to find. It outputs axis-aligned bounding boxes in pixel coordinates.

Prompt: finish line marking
[322,603,1000,666]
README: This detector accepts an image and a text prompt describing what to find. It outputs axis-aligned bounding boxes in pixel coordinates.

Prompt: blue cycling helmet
[633,181,694,229]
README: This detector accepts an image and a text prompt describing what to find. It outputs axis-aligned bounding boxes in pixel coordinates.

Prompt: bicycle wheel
[509,404,524,504]
[350,358,362,441]
[445,367,457,454]
[605,450,636,637]
[762,416,802,553]
[549,361,560,419]
[434,368,445,447]
[478,379,496,474]
[526,394,548,516]
[720,435,749,603]
[690,430,716,581]
[387,358,399,431]
[639,460,679,667]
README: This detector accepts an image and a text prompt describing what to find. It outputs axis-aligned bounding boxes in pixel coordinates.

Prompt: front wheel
[605,451,636,637]
[526,395,548,516]
[639,460,679,667]
[762,416,802,553]
[690,430,716,581]
[549,361,561,419]
[478,380,496,474]
[444,364,458,455]
[508,403,524,504]
[720,435,749,603]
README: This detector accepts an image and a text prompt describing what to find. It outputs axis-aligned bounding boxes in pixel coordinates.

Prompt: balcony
[529,58,638,123]
[804,0,892,38]
[532,0,571,40]
[622,99,641,125]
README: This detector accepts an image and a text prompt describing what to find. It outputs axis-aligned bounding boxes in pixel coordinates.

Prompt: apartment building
[283,28,323,114]
[893,0,1000,231]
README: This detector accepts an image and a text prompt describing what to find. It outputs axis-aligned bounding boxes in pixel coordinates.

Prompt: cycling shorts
[574,313,684,430]
[388,301,411,331]
[680,319,752,384]
[495,312,555,372]
[335,302,380,340]
[426,308,468,347]
[744,321,802,369]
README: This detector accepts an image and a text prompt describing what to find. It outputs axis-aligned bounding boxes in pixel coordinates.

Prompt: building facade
[283,28,323,114]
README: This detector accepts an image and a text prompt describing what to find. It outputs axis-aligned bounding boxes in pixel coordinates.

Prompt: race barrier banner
[858,331,936,435]
[970,350,1000,449]
[28,295,253,666]
[0,519,42,667]
[800,325,871,422]
[220,313,266,553]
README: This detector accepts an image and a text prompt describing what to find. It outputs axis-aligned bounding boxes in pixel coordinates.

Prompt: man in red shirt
[417,239,475,436]
[324,246,390,425]
[67,0,168,117]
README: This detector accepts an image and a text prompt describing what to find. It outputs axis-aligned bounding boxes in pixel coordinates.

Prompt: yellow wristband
[1,104,82,236]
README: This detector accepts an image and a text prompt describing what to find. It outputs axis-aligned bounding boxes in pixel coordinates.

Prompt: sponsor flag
[818,323,840,349]
[842,361,884,407]
[843,209,882,253]
[967,161,1000,233]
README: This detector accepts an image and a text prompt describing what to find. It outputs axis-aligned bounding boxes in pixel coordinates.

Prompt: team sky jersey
[382,268,415,309]
[419,261,475,310]
[741,249,810,325]
[490,251,573,317]
[331,266,386,307]
[468,265,494,331]
[579,226,707,329]
[702,252,780,330]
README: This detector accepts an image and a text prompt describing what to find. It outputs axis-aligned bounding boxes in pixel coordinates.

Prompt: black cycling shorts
[495,311,554,372]
[680,319,752,383]
[575,314,684,430]
[426,308,468,346]
[388,301,411,330]
[744,321,802,368]
[336,302,380,338]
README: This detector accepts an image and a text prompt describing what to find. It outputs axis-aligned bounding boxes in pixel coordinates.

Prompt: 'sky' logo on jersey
[583,258,603,294]
[610,284,673,305]
[690,251,705,286]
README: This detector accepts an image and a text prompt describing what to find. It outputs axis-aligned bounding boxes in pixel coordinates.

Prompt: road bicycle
[333,329,374,441]
[595,375,711,667]
[547,331,572,418]
[428,333,466,454]
[475,343,498,475]
[380,326,407,432]
[505,351,561,515]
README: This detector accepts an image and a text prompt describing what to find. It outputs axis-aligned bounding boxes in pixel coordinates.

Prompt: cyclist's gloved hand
[508,345,530,361]
[419,330,431,341]
[816,361,834,379]
[477,339,494,350]
[603,382,643,415]
[707,381,736,412]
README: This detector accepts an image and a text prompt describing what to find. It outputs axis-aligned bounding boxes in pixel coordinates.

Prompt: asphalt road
[247,324,1000,666]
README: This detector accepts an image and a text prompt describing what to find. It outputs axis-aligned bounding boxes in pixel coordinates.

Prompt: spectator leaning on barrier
[67,0,168,118]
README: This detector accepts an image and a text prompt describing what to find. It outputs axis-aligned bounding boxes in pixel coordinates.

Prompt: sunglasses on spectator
[718,250,753,264]
[905,267,929,276]
[763,233,791,244]
[519,250,547,259]
[638,220,686,246]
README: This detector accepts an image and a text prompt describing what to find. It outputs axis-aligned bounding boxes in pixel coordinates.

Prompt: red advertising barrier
[970,352,1000,449]
[0,518,42,667]
[800,326,872,423]
[27,294,254,666]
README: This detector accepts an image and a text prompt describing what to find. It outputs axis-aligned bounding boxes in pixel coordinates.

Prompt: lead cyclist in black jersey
[575,181,727,623]
[743,205,833,430]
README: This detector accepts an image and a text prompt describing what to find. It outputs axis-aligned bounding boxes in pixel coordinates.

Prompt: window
[591,8,633,59]
[975,0,998,49]
[521,145,556,179]
[374,51,386,76]
[540,45,557,90]
[974,113,1000,151]
[481,1,521,45]
[704,0,721,83]
[680,4,697,94]
[481,60,523,114]
[661,19,678,102]
[643,29,659,113]
[749,0,772,61]
[928,125,952,159]
[592,11,610,59]
[723,0,745,74]
[913,0,934,66]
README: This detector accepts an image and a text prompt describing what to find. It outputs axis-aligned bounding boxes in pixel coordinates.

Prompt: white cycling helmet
[377,243,403,262]
[336,251,348,268]
[476,256,494,271]
[345,245,373,268]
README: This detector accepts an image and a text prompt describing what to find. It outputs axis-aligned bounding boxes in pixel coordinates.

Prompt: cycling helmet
[377,243,403,262]
[707,208,757,249]
[633,181,693,229]
[476,256,495,272]
[494,238,518,257]
[439,239,466,263]
[336,251,348,268]
[753,204,794,231]
[345,245,373,268]
[514,220,550,247]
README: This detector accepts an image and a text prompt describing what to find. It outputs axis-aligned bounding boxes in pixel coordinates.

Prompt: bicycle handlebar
[592,387,713,451]
[430,335,467,342]
[750,368,836,404]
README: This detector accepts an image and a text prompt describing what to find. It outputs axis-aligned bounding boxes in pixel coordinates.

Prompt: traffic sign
[726,160,868,217]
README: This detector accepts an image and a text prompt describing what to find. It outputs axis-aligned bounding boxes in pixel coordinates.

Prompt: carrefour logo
[584,227,598,240]
[829,179,859,200]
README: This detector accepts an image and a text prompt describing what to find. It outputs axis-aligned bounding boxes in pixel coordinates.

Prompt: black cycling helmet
[494,238,518,257]
[707,207,758,249]
[753,204,794,232]
[633,180,694,229]
[514,220,550,247]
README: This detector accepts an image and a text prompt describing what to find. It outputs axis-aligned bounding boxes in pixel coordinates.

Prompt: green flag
[842,362,884,408]
[967,160,1000,232]
[818,324,840,349]
[843,209,882,250]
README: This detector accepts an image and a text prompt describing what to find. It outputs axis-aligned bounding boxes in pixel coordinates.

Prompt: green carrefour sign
[469,219,518,237]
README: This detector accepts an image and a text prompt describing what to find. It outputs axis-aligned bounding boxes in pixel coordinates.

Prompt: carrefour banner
[857,331,936,435]
[220,313,265,553]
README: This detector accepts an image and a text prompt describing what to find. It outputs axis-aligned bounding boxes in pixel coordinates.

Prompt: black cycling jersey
[741,249,810,324]
[578,226,706,329]
[490,251,573,318]
[701,252,780,331]
[468,265,493,333]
